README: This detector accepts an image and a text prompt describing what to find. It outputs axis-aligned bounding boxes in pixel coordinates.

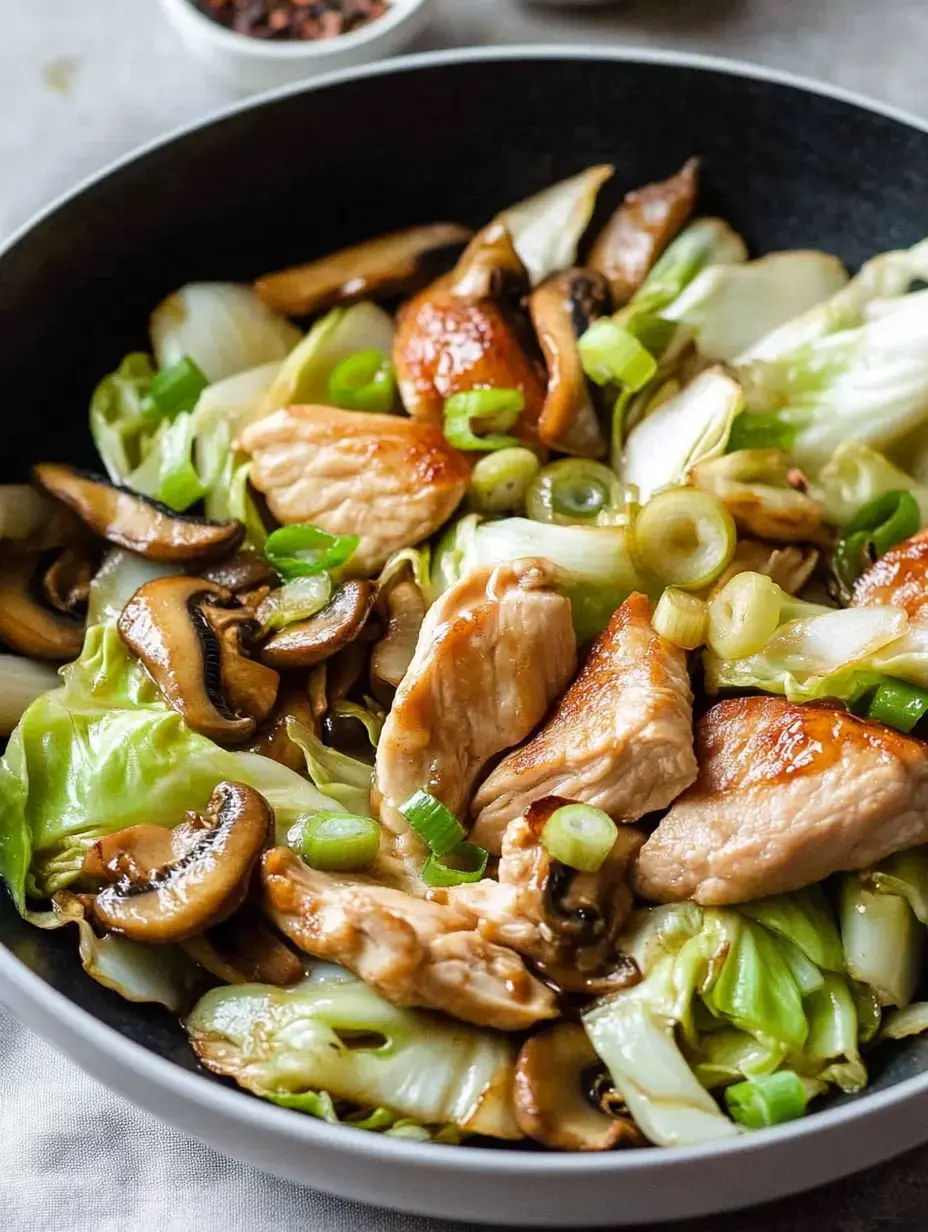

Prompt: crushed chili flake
[194,0,389,40]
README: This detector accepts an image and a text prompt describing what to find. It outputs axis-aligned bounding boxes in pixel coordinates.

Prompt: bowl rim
[159,0,429,60]
[3,42,928,1178]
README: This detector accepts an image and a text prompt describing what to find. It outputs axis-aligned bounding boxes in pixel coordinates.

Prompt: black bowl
[2,48,928,1227]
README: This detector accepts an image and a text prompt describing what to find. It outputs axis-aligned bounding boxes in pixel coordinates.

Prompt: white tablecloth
[3,2,928,1229]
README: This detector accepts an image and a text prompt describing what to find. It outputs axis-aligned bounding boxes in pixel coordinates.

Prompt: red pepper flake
[194,0,389,39]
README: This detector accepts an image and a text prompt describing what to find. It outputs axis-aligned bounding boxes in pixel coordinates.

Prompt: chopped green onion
[621,311,679,361]
[257,574,333,631]
[867,679,928,733]
[291,811,381,872]
[635,487,736,591]
[469,447,541,514]
[141,356,209,420]
[724,1071,808,1130]
[726,411,796,454]
[326,349,396,413]
[421,842,489,887]
[652,587,708,651]
[707,571,782,660]
[443,389,524,451]
[541,803,618,873]
[264,523,359,580]
[526,459,624,526]
[578,319,657,391]
[397,789,465,856]
[834,490,921,588]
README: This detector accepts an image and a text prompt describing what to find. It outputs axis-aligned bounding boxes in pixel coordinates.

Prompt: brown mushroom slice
[514,1023,644,1151]
[260,580,375,670]
[247,683,318,773]
[530,268,613,458]
[0,547,85,660]
[200,550,277,594]
[588,159,700,305]
[82,823,180,884]
[254,223,474,317]
[370,576,427,702]
[448,221,528,303]
[118,576,279,744]
[33,464,244,562]
[42,545,96,616]
[92,781,272,944]
[182,907,303,986]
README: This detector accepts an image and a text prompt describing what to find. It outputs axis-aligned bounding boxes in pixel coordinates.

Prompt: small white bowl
[159,0,432,93]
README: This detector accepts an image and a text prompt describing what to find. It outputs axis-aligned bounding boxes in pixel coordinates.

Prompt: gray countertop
[3,1,928,1229]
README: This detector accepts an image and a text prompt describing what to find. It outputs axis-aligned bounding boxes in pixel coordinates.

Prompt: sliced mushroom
[529,268,613,458]
[370,575,426,703]
[200,550,277,594]
[182,907,303,986]
[0,547,84,660]
[33,464,244,562]
[710,539,821,597]
[91,782,272,944]
[514,1023,644,1151]
[118,575,279,744]
[254,223,474,317]
[260,580,375,670]
[42,545,96,616]
[247,682,318,772]
[448,220,528,303]
[588,159,699,305]
[82,823,179,883]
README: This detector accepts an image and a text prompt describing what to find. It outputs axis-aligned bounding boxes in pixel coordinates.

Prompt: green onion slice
[635,487,736,591]
[541,803,618,873]
[867,679,928,734]
[141,355,209,420]
[526,458,624,526]
[724,1071,808,1130]
[834,490,921,589]
[443,389,524,452]
[469,447,541,514]
[397,789,465,856]
[707,571,782,660]
[652,587,708,651]
[326,349,396,413]
[264,523,359,580]
[421,842,489,888]
[578,319,657,391]
[726,411,796,454]
[291,811,381,872]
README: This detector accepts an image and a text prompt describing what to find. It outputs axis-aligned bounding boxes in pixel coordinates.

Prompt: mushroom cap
[513,1021,643,1151]
[260,580,375,670]
[33,464,244,562]
[369,576,426,702]
[92,781,272,944]
[0,546,85,661]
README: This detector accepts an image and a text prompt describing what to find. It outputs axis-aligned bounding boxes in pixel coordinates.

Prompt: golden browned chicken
[392,275,546,436]
[470,593,697,853]
[447,797,644,995]
[634,695,928,905]
[260,847,558,1030]
[239,405,470,574]
[852,527,928,618]
[374,559,576,866]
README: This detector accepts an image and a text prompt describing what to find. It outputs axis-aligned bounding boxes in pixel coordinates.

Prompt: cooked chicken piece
[470,593,697,854]
[392,275,546,436]
[374,559,576,866]
[261,846,558,1030]
[635,695,928,906]
[447,797,644,996]
[851,528,928,618]
[239,405,470,574]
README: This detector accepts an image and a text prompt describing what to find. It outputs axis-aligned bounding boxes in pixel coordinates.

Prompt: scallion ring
[834,490,921,589]
[577,318,657,391]
[291,811,381,872]
[421,842,489,888]
[469,447,541,514]
[326,349,396,413]
[652,587,708,651]
[526,459,624,526]
[541,803,618,873]
[634,487,736,590]
[724,1071,808,1130]
[397,789,466,856]
[264,523,359,580]
[141,355,209,420]
[707,571,782,660]
[443,389,524,452]
[866,678,928,734]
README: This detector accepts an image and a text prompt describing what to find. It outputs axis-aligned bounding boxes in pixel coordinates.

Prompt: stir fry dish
[7,159,928,1150]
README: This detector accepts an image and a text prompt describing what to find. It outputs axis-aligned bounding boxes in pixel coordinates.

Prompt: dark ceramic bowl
[2,47,928,1228]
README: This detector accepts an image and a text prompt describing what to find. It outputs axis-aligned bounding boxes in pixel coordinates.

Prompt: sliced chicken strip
[373,559,576,866]
[261,847,558,1030]
[470,593,697,854]
[852,527,928,618]
[446,796,644,996]
[239,405,469,575]
[392,275,546,436]
[634,695,928,906]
